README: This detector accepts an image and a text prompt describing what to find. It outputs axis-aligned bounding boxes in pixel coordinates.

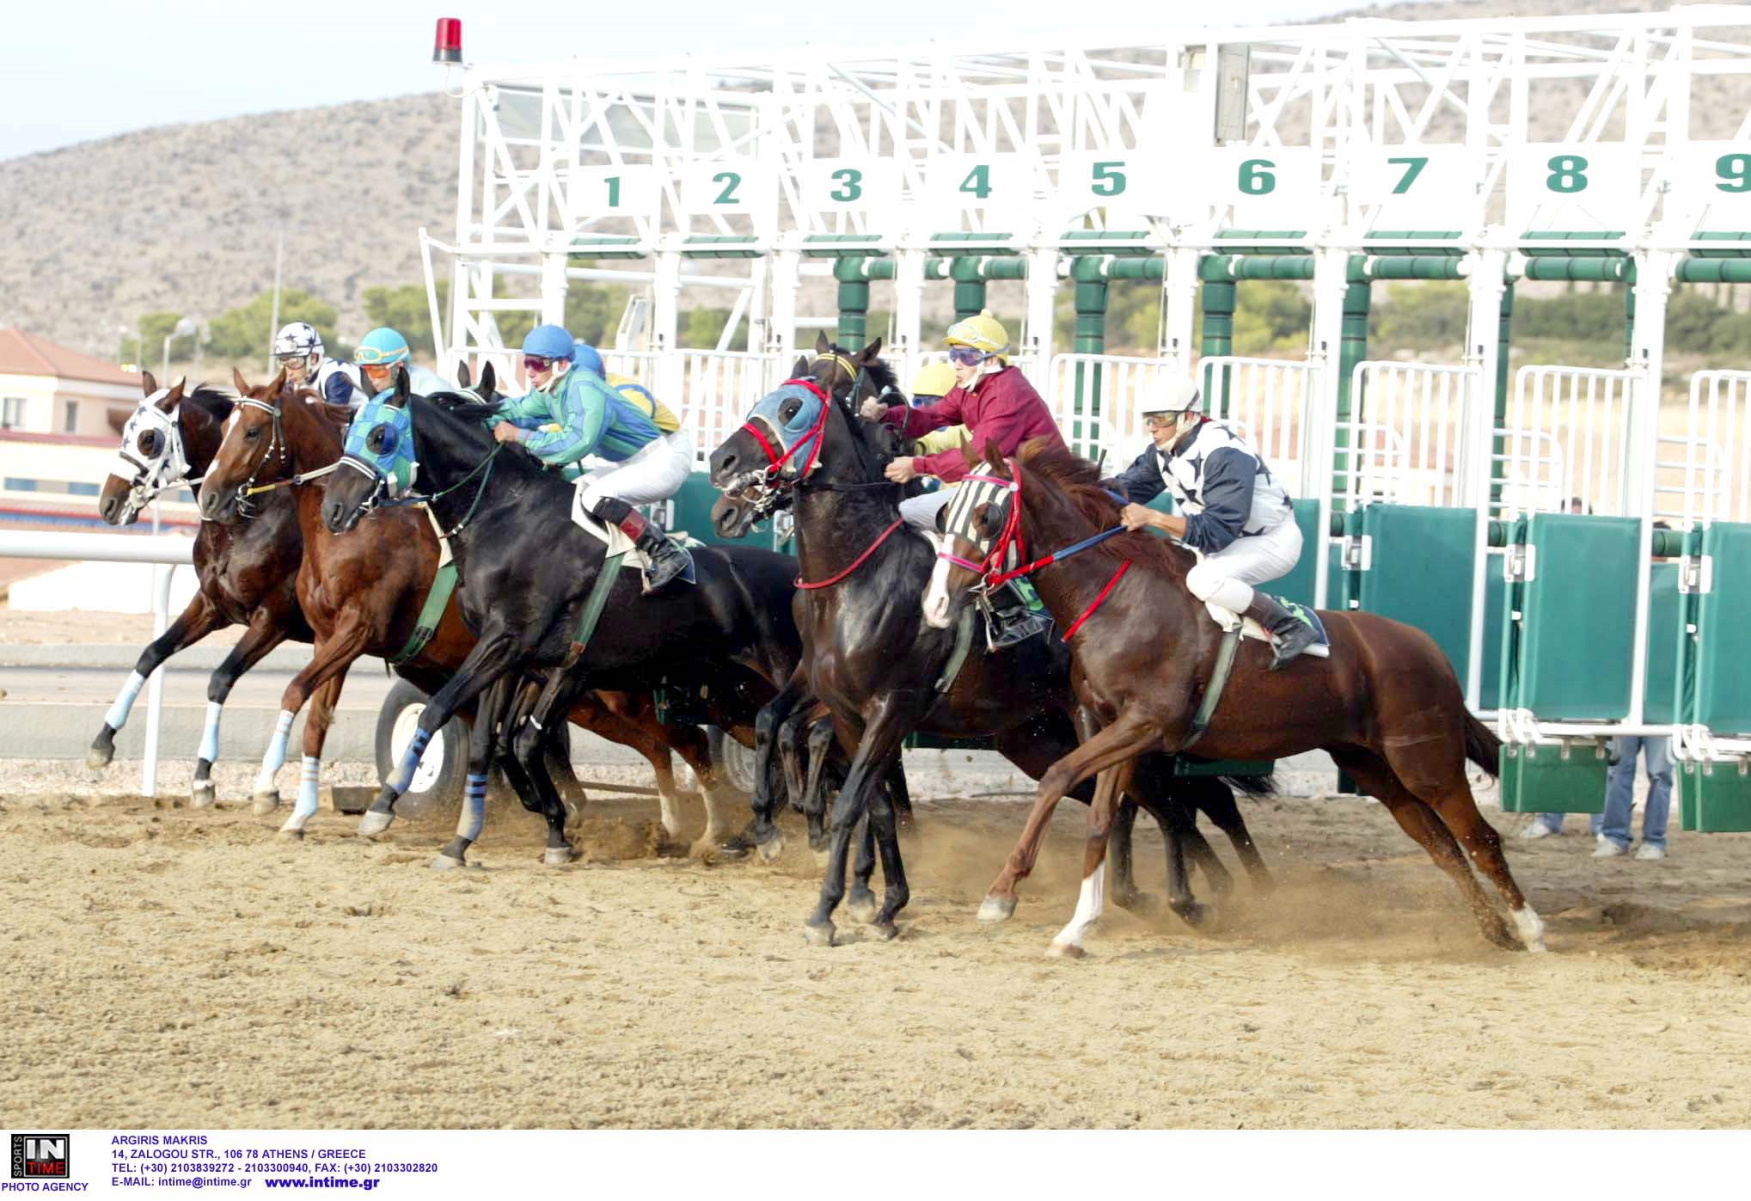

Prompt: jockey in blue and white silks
[487,323,693,592]
[274,322,367,409]
[1107,377,1321,669]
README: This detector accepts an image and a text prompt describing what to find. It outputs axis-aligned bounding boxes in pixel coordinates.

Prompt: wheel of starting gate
[705,725,758,798]
[374,679,470,820]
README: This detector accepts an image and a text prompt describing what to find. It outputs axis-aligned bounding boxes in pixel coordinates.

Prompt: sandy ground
[3,766,1749,1131]
[0,606,246,646]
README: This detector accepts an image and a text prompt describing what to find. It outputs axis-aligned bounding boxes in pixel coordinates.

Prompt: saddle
[1205,596,1331,658]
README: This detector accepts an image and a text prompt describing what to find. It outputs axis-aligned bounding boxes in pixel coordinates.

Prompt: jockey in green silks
[488,323,693,592]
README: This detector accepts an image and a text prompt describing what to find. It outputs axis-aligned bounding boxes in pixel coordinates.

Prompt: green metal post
[1624,280,1636,367]
[1492,285,1513,510]
[1332,279,1371,513]
[950,257,988,322]
[1200,276,1236,417]
[833,259,870,347]
[1068,258,1112,450]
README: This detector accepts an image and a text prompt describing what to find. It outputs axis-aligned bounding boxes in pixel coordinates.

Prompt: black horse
[707,340,1272,945]
[318,369,815,868]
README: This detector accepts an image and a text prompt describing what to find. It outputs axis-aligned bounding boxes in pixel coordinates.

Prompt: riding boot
[1244,592,1317,671]
[593,499,694,593]
[985,579,1053,650]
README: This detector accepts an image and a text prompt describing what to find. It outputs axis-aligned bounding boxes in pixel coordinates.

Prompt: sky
[0,0,1380,162]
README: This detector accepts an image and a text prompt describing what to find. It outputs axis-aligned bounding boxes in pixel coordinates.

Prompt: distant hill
[2,0,1745,359]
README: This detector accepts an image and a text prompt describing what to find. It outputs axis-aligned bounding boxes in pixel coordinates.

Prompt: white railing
[1677,369,1751,525]
[1340,361,1480,510]
[1505,365,1640,519]
[0,530,191,797]
[1197,356,1319,496]
[1044,354,1176,466]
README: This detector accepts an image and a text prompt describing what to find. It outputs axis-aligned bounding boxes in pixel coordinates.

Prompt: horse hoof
[847,894,880,925]
[1173,901,1214,930]
[871,920,899,942]
[543,846,576,867]
[86,744,114,770]
[250,791,280,817]
[757,834,785,864]
[276,826,304,842]
[358,811,394,839]
[1045,942,1087,960]
[190,783,217,810]
[976,896,1017,924]
[430,853,466,871]
[1113,889,1162,918]
[802,920,836,947]
[708,836,749,862]
[807,833,829,853]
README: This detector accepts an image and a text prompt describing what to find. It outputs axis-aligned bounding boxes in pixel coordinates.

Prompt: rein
[795,517,904,590]
[739,377,834,483]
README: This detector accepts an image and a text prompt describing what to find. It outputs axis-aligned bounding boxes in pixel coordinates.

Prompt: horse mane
[425,390,499,426]
[1012,439,1193,575]
[183,385,235,421]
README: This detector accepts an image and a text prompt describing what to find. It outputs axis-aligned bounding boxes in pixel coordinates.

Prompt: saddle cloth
[1205,597,1332,658]
[570,482,645,566]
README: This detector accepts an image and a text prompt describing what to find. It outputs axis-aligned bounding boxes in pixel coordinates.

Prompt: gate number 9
[1717,154,1751,193]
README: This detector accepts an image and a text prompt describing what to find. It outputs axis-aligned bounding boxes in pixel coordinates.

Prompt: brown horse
[93,372,311,806]
[927,440,1544,957]
[196,370,743,858]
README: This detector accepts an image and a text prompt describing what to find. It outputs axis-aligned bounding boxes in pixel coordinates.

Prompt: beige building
[0,327,142,438]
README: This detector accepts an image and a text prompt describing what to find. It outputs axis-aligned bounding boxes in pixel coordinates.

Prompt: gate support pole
[1464,248,1510,712]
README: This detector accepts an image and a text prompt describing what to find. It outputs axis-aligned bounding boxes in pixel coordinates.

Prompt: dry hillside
[1,0,1746,358]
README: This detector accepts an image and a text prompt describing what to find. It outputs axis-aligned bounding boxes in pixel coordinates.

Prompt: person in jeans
[1519,735,1674,860]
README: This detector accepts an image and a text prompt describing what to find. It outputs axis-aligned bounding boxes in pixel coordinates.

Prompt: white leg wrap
[256,710,295,795]
[658,789,684,839]
[104,671,147,730]
[1513,905,1548,953]
[285,756,321,827]
[1050,862,1107,952]
[197,701,223,764]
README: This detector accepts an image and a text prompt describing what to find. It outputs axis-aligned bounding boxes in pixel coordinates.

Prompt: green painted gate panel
[1276,500,1324,612]
[1347,504,1475,679]
[1643,561,1681,726]
[1694,523,1751,735]
[1680,759,1751,833]
[1501,514,1640,720]
[1480,562,1506,712]
[1499,740,1609,814]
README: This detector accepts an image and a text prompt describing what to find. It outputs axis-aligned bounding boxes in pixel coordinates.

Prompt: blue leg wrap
[458,772,489,843]
[388,728,432,796]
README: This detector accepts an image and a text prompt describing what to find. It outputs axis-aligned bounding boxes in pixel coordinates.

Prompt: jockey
[273,322,367,409]
[1108,377,1318,670]
[488,324,693,592]
[908,362,971,456]
[355,327,448,398]
[860,310,1057,649]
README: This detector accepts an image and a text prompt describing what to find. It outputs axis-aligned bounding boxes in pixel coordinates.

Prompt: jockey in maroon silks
[859,310,1057,649]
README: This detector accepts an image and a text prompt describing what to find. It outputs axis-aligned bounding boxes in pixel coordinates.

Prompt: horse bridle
[935,465,1026,594]
[228,395,295,520]
[111,392,196,520]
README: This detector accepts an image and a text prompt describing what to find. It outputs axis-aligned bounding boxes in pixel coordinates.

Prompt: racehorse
[195,369,751,858]
[706,340,1271,947]
[316,369,808,869]
[93,372,312,807]
[926,439,1546,955]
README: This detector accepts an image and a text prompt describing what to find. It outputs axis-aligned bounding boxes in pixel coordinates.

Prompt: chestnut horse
[195,370,745,858]
[93,372,311,805]
[927,440,1545,956]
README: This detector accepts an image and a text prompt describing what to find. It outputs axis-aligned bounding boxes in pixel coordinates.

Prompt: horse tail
[1221,772,1276,799]
[1463,712,1502,779]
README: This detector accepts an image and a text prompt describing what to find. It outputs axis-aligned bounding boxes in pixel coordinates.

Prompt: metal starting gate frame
[427,8,1751,801]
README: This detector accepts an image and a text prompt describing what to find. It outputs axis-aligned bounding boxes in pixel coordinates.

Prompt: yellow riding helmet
[910,362,959,398]
[944,309,1009,356]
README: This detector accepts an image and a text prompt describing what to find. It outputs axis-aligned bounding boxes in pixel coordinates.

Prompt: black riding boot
[985,580,1053,650]
[592,498,693,593]
[1244,591,1316,671]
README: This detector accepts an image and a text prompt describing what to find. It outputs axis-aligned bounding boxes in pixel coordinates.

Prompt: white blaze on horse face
[922,532,956,629]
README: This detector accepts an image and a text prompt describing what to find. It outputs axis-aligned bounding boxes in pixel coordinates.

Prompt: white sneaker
[1593,836,1628,859]
[1634,843,1667,861]
[1519,822,1559,840]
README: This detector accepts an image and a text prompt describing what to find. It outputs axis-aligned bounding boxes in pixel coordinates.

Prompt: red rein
[796,517,905,590]
[739,378,832,481]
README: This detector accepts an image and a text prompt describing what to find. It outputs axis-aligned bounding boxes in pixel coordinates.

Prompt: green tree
[361,281,449,357]
[683,307,734,349]
[122,311,190,366]
[1370,283,1470,351]
[205,289,339,361]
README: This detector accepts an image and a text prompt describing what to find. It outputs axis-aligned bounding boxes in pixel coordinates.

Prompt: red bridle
[739,378,833,483]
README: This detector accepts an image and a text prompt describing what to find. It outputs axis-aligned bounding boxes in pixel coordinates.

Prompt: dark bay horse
[94,371,311,806]
[928,440,1546,955]
[195,369,755,858]
[706,348,1271,947]
[316,371,806,868]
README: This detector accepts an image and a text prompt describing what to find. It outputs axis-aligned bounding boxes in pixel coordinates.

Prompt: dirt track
[3,776,1749,1130]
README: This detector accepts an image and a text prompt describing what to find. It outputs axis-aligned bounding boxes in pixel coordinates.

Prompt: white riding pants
[579,428,695,509]
[898,487,953,532]
[1184,516,1303,614]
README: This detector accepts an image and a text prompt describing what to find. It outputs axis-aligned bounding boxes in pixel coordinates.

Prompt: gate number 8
[1545,155,1589,194]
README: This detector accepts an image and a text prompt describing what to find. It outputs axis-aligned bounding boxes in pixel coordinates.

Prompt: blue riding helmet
[341,392,419,499]
[355,327,412,367]
[522,324,576,362]
[741,379,834,481]
[573,342,606,377]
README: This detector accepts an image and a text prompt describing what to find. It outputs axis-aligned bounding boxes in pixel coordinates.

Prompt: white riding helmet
[1141,376,1202,418]
[273,322,324,362]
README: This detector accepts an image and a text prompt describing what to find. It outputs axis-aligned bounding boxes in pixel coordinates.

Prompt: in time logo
[10,1133,71,1179]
